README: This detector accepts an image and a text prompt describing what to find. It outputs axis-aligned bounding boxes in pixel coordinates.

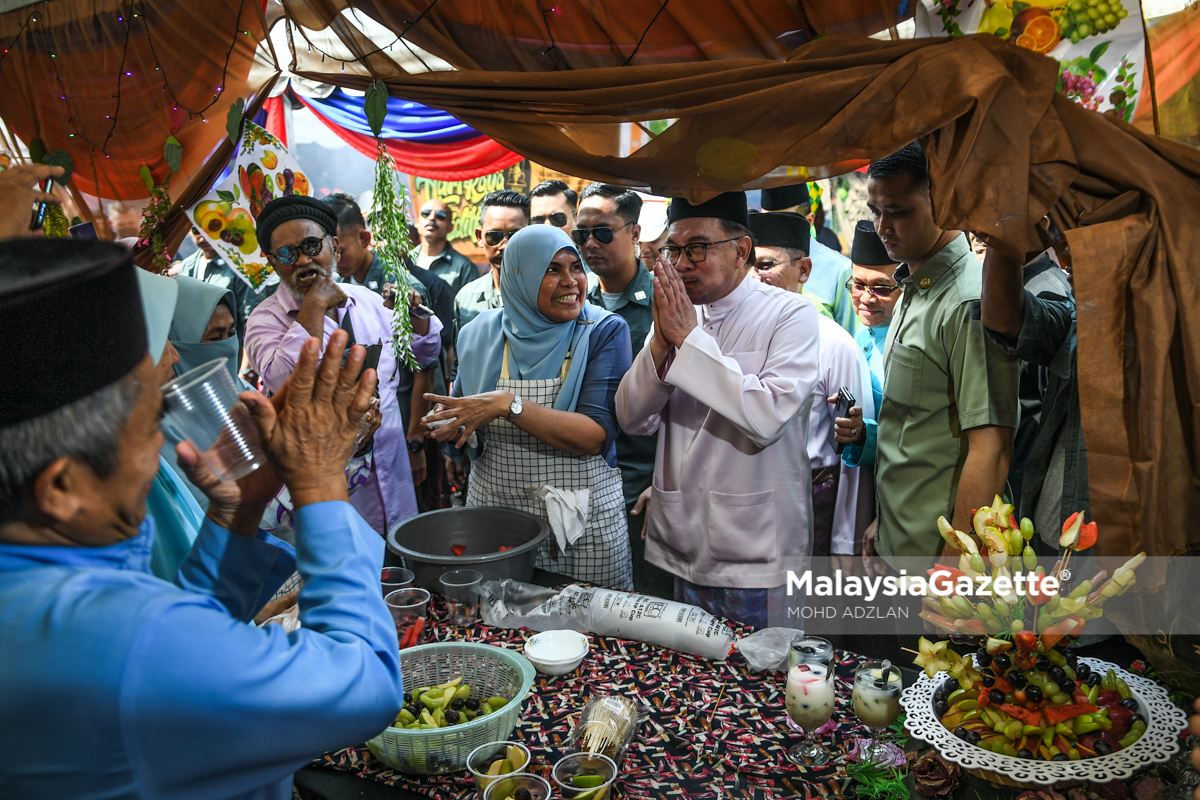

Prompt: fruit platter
[902,656,1186,787]
[898,503,1188,787]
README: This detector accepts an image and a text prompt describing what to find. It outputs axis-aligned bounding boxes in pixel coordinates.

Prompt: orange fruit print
[1015,13,1061,53]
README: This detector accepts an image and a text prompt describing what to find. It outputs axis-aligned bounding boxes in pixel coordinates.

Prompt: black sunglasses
[845,278,900,298]
[273,236,326,266]
[420,208,449,222]
[571,221,633,247]
[483,229,519,247]
[532,212,571,228]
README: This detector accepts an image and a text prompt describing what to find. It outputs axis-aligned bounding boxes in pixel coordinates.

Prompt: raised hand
[0,163,64,240]
[243,329,377,508]
[651,256,696,349]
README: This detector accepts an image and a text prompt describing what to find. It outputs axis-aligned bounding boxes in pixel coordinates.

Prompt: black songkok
[760,184,809,212]
[850,219,898,267]
[0,239,147,426]
[747,211,810,256]
[667,192,748,228]
[255,195,338,255]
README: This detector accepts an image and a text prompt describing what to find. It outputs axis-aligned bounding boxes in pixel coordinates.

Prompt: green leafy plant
[136,134,184,273]
[364,80,419,370]
[846,758,910,800]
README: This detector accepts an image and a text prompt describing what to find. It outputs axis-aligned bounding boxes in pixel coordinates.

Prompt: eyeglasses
[272,236,326,266]
[658,237,739,265]
[420,208,449,222]
[754,258,801,271]
[483,229,519,247]
[571,221,633,247]
[845,278,900,298]
[532,212,571,227]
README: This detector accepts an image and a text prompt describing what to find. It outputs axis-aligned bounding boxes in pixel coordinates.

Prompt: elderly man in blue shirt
[0,238,402,799]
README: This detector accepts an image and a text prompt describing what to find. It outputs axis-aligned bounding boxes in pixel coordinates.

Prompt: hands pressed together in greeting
[649,256,697,370]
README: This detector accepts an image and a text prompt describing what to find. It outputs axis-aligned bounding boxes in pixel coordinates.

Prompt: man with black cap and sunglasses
[244,195,443,538]
[416,198,478,295]
[616,191,821,628]
[0,237,403,798]
[835,220,902,473]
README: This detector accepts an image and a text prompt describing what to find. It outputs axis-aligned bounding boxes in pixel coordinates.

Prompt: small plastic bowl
[552,752,618,799]
[482,772,551,800]
[467,740,531,794]
[524,630,590,676]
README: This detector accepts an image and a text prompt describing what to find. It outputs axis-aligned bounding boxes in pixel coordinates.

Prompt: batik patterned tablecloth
[315,595,891,799]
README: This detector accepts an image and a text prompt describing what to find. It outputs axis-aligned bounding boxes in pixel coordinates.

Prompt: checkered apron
[466,341,633,591]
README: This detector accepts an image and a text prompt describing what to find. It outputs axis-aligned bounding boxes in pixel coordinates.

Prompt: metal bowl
[386,506,551,593]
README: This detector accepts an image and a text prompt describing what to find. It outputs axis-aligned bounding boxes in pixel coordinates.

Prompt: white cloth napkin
[527,485,590,554]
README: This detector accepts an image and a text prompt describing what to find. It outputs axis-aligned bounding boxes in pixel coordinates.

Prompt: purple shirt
[244,283,442,534]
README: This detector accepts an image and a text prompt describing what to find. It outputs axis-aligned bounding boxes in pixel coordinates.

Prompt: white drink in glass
[786,663,835,732]
[784,636,837,767]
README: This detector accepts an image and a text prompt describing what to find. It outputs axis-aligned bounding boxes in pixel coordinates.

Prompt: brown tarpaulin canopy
[1,1,1195,676]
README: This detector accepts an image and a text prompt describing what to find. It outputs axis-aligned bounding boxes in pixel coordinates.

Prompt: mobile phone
[833,386,855,455]
[361,342,383,378]
[410,303,436,320]
[29,178,54,231]
[69,221,97,239]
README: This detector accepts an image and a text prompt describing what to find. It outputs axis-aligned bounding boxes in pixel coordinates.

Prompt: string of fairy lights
[0,0,250,162]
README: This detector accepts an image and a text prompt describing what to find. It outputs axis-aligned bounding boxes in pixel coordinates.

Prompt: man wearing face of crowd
[454,190,529,338]
[616,192,821,628]
[0,238,403,798]
[244,196,443,537]
[845,142,1019,575]
[529,179,578,236]
[415,198,479,295]
[575,183,672,597]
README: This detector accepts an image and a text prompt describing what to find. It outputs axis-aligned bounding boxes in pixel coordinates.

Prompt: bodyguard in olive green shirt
[845,142,1019,570]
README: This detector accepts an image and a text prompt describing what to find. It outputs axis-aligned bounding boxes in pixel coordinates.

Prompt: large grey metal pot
[386,506,551,594]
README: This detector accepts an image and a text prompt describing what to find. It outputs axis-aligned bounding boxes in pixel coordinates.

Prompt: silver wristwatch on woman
[507,395,523,424]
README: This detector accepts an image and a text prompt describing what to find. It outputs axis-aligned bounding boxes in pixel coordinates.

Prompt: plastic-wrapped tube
[479,580,735,661]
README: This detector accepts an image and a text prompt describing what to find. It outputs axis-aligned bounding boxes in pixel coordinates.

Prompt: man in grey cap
[616,191,821,628]
[244,195,444,536]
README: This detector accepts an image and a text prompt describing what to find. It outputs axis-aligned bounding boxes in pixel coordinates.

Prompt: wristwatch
[407,439,424,453]
[507,395,524,424]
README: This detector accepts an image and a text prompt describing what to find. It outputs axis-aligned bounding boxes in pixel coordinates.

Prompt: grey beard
[281,257,335,302]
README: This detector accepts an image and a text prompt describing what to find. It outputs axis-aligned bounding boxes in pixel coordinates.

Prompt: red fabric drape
[263,95,288,147]
[294,93,524,180]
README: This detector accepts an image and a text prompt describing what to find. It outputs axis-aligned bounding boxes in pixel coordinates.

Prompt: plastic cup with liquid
[162,358,265,482]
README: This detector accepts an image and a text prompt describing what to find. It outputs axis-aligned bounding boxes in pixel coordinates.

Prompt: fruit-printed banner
[188,121,312,290]
[916,0,1144,122]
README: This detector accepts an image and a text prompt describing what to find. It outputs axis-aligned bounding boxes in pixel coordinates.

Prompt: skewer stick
[708,681,727,724]
[901,647,920,655]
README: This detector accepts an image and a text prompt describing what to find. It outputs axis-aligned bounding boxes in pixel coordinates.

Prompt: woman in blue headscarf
[425,226,634,590]
[160,277,253,508]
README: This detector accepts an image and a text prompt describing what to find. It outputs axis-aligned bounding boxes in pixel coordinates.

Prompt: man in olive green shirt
[857,142,1019,570]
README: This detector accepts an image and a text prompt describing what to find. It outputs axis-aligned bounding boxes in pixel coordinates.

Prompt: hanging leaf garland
[136,135,184,274]
[364,80,419,370]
